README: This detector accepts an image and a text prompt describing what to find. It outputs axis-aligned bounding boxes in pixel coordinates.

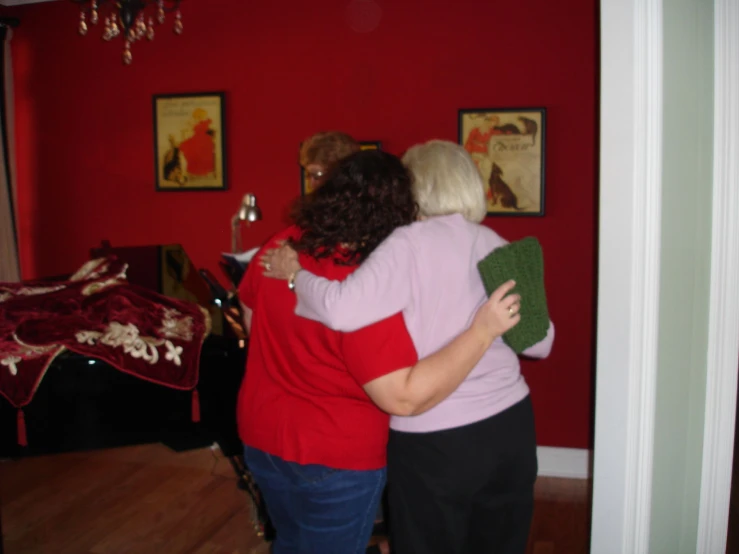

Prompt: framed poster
[459,108,546,216]
[153,92,227,191]
[301,140,382,195]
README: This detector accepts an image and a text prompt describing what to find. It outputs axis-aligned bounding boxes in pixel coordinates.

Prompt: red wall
[5,0,598,449]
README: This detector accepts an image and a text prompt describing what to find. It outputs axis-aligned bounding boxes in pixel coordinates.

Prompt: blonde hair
[299,131,360,171]
[402,140,487,223]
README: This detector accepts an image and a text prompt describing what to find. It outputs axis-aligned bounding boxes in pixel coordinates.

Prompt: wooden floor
[0,444,591,554]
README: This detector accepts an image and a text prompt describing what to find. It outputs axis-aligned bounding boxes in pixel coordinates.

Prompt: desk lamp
[231,194,261,253]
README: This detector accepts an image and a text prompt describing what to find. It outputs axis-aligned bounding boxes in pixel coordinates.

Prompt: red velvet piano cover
[0,258,211,444]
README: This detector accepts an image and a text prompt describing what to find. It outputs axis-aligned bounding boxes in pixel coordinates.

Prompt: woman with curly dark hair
[236,149,520,554]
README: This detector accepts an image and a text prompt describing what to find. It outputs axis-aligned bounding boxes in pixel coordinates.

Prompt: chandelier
[72,1,183,65]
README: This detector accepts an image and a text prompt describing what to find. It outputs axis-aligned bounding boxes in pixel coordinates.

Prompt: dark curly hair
[291,150,418,265]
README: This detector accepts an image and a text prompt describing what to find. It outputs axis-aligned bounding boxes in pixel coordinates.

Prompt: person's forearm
[396,327,494,416]
[293,236,411,331]
[294,270,401,331]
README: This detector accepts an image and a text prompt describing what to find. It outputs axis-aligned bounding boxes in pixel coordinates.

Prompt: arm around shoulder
[294,229,415,332]
[362,280,522,416]
[362,323,495,416]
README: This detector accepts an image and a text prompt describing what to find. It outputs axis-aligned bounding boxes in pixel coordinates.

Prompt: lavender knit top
[293,213,554,433]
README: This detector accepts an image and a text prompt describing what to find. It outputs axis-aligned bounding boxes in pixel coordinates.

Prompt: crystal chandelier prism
[72,0,183,65]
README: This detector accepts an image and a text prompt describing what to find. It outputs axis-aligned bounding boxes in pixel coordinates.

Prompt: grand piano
[0,242,247,459]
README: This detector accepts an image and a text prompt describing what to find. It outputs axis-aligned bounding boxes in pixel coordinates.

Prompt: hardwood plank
[57,465,196,554]
[532,542,555,554]
[0,451,91,504]
[139,478,247,553]
[189,511,269,554]
[87,468,217,553]
[525,478,591,554]
[2,455,139,541]
[1,446,592,554]
[6,464,172,554]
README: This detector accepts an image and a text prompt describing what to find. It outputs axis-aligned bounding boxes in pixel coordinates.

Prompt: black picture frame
[153,91,227,192]
[458,107,546,216]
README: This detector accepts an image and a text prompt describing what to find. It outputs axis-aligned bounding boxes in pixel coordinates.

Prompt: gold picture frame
[459,108,546,216]
[359,141,381,151]
[153,92,227,191]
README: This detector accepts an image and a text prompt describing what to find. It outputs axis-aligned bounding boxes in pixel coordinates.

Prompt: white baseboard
[537,446,591,479]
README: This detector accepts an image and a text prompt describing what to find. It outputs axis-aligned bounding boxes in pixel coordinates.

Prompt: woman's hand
[471,280,521,341]
[260,243,302,280]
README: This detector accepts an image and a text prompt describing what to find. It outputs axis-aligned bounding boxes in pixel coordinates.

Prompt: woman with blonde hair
[261,139,555,554]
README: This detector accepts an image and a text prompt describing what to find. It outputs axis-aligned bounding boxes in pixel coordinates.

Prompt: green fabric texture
[477,236,550,353]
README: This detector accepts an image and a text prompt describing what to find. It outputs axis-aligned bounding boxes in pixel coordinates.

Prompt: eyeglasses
[306,170,324,181]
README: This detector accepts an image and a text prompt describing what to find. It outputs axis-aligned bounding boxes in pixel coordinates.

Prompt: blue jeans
[243,445,386,554]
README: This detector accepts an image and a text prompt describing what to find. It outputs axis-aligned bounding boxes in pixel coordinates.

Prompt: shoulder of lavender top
[464,222,509,261]
[394,214,476,243]
[360,221,419,261]
[377,216,509,260]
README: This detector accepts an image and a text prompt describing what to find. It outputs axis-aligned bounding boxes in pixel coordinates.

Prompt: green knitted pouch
[477,237,550,353]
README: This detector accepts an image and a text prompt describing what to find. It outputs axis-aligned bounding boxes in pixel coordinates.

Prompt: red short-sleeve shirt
[237,226,418,470]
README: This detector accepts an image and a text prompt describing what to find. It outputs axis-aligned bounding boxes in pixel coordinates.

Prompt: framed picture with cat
[458,108,546,216]
[153,92,227,191]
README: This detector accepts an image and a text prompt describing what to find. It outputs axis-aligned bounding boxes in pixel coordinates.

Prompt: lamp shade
[238,193,262,223]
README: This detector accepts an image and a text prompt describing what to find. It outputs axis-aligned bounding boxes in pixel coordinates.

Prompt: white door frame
[696,0,739,551]
[592,0,739,552]
[591,0,663,551]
